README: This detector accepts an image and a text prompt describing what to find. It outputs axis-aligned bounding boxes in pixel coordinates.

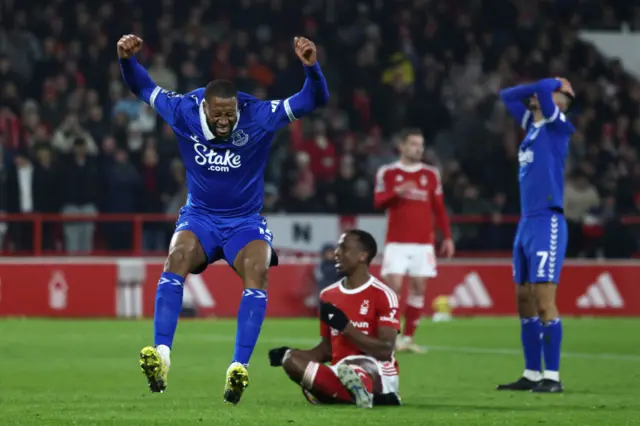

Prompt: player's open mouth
[216,126,230,135]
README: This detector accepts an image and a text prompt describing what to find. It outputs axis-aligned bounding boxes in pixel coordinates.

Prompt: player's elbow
[315,89,329,107]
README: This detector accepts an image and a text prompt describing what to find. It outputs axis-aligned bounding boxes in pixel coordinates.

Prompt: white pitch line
[198,334,640,362]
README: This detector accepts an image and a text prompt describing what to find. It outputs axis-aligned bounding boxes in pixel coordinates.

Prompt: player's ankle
[522,369,542,382]
[156,344,171,367]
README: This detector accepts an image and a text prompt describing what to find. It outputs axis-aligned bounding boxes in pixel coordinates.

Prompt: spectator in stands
[6,152,34,250]
[103,149,141,251]
[2,0,639,256]
[305,243,340,308]
[33,144,57,250]
[53,113,98,155]
[262,183,284,214]
[331,154,373,214]
[58,138,99,253]
[565,172,601,257]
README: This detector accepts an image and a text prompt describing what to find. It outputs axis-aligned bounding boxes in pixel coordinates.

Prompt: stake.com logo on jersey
[192,141,242,172]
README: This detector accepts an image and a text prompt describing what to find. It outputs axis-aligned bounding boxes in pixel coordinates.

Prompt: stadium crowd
[0,0,638,256]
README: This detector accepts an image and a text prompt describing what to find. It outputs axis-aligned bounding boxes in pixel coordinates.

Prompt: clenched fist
[117,34,143,59]
[294,37,317,66]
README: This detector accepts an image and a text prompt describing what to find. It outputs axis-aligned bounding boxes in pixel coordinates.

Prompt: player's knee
[535,297,558,321]
[516,285,537,317]
[282,350,307,383]
[534,283,558,321]
[165,244,197,274]
[241,256,269,290]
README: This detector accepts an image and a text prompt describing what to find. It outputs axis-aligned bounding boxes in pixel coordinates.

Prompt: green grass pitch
[1,318,639,425]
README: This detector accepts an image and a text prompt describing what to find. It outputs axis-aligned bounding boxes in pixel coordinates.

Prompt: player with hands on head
[374,128,454,353]
[268,230,402,408]
[497,77,576,393]
[117,34,329,404]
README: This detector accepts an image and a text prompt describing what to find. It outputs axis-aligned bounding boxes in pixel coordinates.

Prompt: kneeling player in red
[268,230,401,408]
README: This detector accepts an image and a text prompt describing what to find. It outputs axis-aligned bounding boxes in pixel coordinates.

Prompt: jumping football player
[118,34,329,404]
[497,77,575,393]
[374,129,454,353]
[268,230,401,408]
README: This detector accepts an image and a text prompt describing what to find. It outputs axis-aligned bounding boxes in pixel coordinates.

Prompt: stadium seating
[0,0,638,255]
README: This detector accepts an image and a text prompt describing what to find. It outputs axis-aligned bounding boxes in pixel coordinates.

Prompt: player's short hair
[204,79,237,100]
[399,128,423,143]
[346,229,378,265]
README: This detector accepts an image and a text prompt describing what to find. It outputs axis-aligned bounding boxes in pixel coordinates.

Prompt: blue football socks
[233,288,268,366]
[154,272,185,349]
[542,318,563,381]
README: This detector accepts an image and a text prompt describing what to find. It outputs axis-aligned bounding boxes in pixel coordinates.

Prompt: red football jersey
[319,276,401,373]
[374,161,451,244]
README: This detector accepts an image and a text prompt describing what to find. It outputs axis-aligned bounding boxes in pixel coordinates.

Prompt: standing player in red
[267,229,401,408]
[374,128,454,353]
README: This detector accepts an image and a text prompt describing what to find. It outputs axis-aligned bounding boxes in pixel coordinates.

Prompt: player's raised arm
[117,35,183,126]
[500,78,562,129]
[257,37,330,132]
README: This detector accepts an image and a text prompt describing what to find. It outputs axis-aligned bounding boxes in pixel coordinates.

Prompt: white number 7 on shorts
[536,250,548,279]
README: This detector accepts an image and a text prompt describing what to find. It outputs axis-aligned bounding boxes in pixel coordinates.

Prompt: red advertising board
[0,262,117,317]
[0,259,638,317]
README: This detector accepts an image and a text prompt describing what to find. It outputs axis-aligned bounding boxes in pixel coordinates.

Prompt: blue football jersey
[148,88,295,217]
[517,107,575,216]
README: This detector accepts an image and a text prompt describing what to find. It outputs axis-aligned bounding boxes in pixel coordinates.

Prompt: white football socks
[157,344,171,368]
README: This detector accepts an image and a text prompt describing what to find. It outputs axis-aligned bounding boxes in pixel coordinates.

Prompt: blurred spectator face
[73,139,87,157]
[293,181,314,199]
[143,148,158,166]
[102,136,116,155]
[0,57,10,74]
[339,156,355,179]
[34,125,49,141]
[399,133,424,162]
[246,53,259,67]
[14,155,30,168]
[493,192,506,208]
[342,134,356,153]
[295,151,310,169]
[63,113,80,130]
[322,246,335,261]
[275,54,288,70]
[36,147,53,168]
[181,61,196,77]
[115,149,128,164]
[86,90,99,106]
[23,111,40,130]
[89,105,103,121]
[464,186,479,199]
[153,55,166,68]
[573,174,589,190]
[114,112,128,126]
[313,120,326,137]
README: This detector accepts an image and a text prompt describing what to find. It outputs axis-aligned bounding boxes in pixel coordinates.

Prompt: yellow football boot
[139,346,168,393]
[223,362,249,405]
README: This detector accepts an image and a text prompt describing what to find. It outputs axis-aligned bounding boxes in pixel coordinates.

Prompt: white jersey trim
[284,98,296,122]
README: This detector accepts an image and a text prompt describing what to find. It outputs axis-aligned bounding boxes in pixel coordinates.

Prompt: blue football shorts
[512,213,568,285]
[174,206,278,274]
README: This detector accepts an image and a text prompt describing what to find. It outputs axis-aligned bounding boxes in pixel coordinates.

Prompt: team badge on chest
[231,129,249,147]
